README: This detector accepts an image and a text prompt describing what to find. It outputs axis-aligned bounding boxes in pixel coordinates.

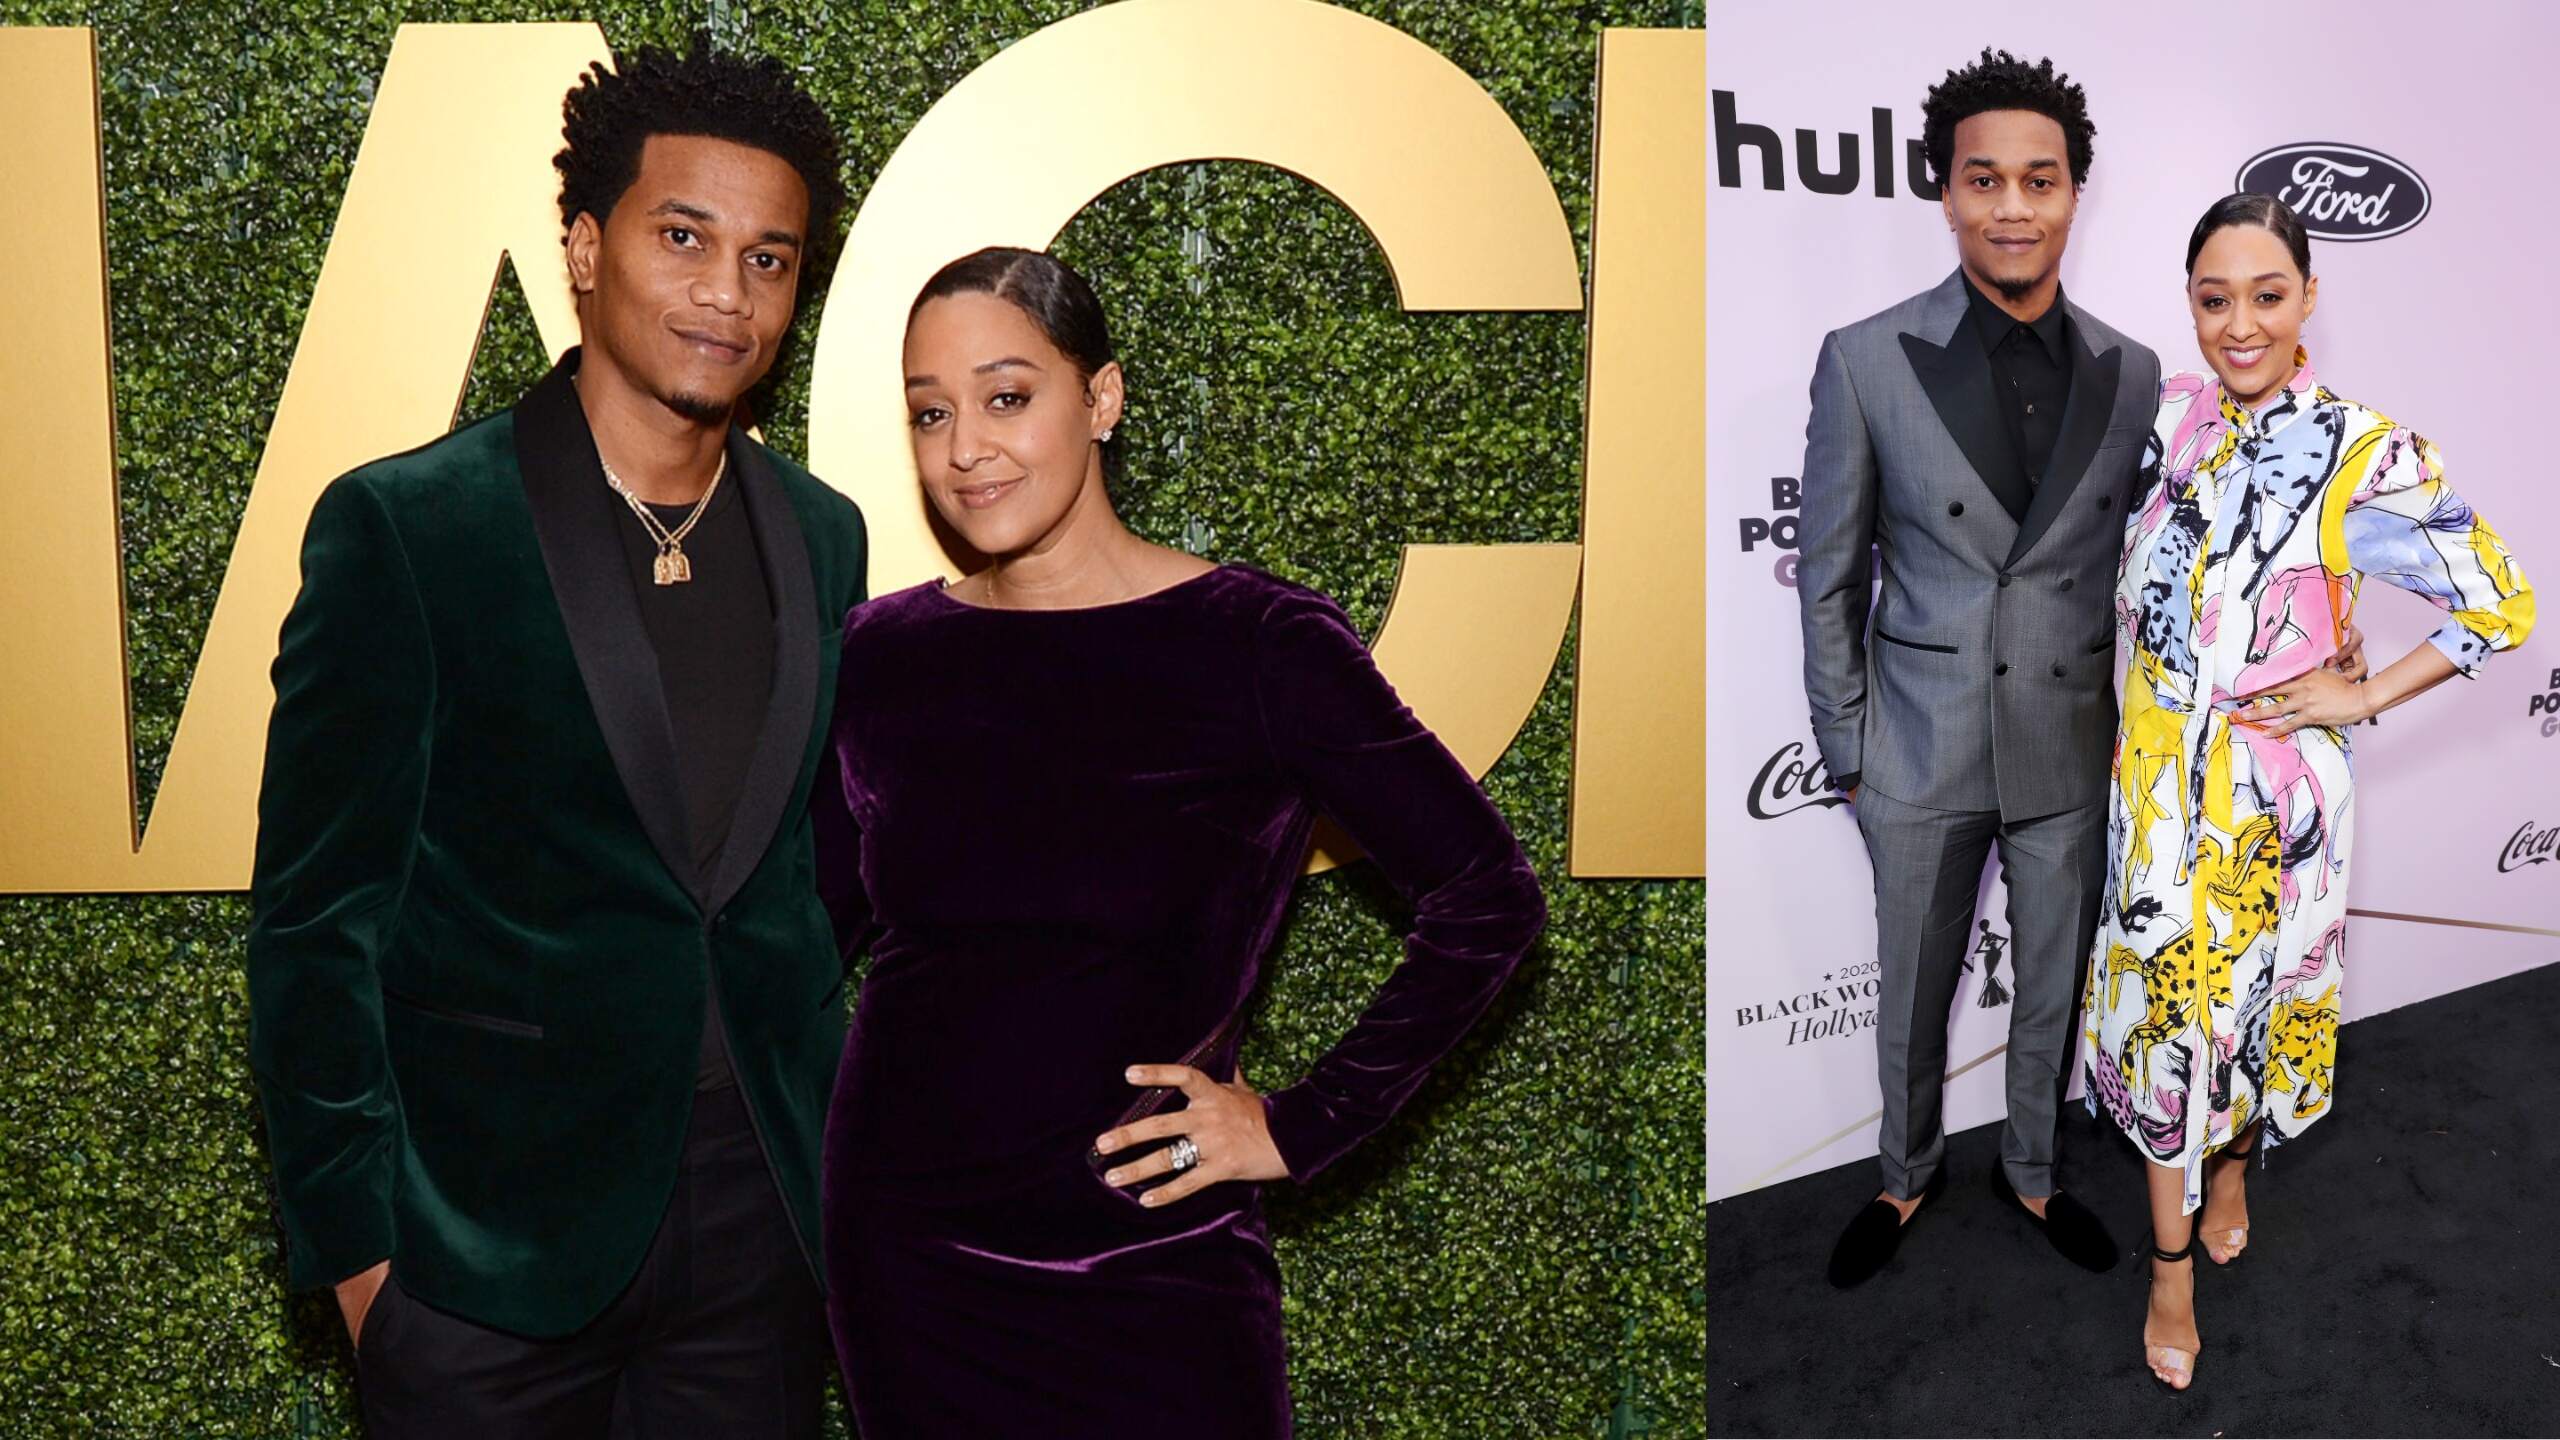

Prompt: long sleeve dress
[813,565,1545,1438]
[2082,354,2535,1213]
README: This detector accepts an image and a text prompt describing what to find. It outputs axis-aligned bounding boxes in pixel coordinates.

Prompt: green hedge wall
[0,3,1702,1435]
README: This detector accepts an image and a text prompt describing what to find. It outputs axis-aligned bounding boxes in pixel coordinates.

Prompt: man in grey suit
[1796,51,2151,1288]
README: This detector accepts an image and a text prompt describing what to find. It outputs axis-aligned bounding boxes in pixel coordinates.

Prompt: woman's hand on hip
[2233,667,2373,736]
[1095,1064,1289,1205]
[2326,620,2370,682]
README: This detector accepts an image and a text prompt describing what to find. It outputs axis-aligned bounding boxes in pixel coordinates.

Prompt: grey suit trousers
[1854,782,2106,1199]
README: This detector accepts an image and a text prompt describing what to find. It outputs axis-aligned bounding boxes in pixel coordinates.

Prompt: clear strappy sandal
[2202,1138,2253,1265]
[2142,1228,2201,1391]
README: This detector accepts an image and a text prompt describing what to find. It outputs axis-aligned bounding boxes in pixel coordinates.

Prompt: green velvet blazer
[246,355,868,1338]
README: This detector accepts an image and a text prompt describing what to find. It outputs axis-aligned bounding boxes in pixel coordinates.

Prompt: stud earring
[1098,427,1115,443]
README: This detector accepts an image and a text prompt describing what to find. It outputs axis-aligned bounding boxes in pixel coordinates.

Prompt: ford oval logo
[2233,143,2430,242]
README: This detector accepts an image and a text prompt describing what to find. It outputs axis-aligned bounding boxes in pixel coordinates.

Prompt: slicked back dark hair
[554,32,846,262]
[2185,191,2314,279]
[1921,48,2096,189]
[910,247,1126,482]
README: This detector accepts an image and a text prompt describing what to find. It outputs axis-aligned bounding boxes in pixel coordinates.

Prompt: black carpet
[1707,959,2560,1437]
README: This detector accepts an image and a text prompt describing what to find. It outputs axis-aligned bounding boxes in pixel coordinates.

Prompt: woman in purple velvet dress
[812,246,1546,1437]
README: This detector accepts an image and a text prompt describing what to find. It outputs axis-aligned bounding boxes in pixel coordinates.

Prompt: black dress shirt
[1963,273,2073,494]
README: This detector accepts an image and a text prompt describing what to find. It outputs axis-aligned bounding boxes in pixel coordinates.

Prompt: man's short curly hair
[554,32,846,256]
[1920,49,2095,189]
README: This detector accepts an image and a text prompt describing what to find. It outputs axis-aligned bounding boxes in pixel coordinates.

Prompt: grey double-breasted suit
[1796,269,2160,1198]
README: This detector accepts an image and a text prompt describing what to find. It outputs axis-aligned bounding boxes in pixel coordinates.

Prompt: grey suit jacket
[1795,269,2162,821]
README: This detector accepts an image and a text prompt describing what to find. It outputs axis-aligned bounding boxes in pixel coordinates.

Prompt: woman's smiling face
[903,290,1122,559]
[2186,222,2317,408]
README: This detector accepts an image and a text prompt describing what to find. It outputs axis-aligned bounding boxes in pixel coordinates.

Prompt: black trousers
[355,1085,829,1438]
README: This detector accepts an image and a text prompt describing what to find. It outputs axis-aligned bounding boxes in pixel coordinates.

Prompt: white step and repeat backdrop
[1707,0,2560,1202]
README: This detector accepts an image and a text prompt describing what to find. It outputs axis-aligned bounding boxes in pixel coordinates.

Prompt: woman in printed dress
[2083,194,2535,1390]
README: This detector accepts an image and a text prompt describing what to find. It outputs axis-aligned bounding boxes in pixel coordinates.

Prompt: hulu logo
[1713,89,1941,200]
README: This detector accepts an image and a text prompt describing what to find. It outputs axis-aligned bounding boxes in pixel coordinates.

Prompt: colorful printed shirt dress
[2082,354,2535,1212]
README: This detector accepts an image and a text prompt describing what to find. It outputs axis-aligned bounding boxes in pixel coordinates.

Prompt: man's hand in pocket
[336,1260,391,1345]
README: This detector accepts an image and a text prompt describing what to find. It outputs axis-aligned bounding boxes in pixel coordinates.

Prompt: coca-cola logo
[2496,818,2557,874]
[2234,143,2430,243]
[1747,740,1847,820]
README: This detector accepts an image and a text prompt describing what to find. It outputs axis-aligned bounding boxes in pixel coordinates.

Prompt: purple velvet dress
[813,566,1544,1438]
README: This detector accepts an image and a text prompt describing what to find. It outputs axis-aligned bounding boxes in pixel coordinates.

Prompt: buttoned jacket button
[2059,577,2076,591]
[1997,573,2012,588]
[2051,662,2067,678]
[1948,501,1965,517]
[1995,662,2010,676]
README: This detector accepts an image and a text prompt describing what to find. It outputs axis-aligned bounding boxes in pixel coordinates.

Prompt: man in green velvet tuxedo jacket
[247,38,865,1435]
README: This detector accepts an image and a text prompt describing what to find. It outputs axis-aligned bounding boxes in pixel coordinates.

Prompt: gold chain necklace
[601,452,727,585]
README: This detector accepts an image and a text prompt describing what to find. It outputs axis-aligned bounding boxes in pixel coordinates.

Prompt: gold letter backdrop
[0,1,1700,889]
[0,3,1701,1436]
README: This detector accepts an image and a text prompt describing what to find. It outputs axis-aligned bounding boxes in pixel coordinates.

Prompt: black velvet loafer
[1992,1167,2119,1273]
[1825,1170,1941,1289]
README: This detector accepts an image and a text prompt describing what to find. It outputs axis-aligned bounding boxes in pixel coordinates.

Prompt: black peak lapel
[512,350,703,909]
[702,436,818,919]
[1898,327,2032,525]
[2005,326,2122,568]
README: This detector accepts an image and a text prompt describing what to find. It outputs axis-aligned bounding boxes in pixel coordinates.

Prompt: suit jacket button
[1948,501,1965,517]
[1997,573,2012,588]
[2051,662,2067,678]
[1995,662,2011,676]
[2059,577,2076,591]
[2097,495,2112,511]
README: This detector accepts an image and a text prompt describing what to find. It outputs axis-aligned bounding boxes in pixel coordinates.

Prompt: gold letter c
[804,0,1586,870]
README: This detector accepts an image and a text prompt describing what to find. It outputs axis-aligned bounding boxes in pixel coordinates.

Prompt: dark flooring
[1707,959,2560,1437]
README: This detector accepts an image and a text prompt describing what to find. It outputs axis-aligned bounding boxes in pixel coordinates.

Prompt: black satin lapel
[703,435,819,918]
[512,353,703,908]
[1899,331,2032,524]
[2004,336,2122,567]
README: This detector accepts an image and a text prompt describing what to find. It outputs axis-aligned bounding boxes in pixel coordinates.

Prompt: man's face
[567,134,811,423]
[1940,110,2076,303]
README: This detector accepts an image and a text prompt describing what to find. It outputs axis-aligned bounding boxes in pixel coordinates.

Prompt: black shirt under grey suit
[1795,269,2160,1202]
[1967,272,2072,504]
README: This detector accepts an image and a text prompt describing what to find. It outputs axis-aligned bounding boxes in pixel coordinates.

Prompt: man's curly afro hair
[554,32,846,255]
[1920,49,2095,190]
